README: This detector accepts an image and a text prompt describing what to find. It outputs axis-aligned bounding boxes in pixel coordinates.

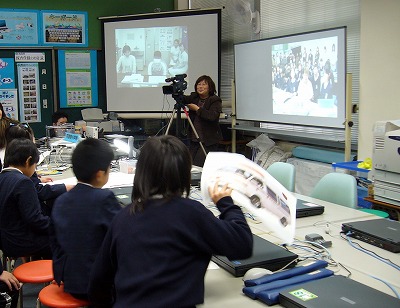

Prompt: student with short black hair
[0,138,51,259]
[88,135,253,307]
[52,111,69,126]
[5,123,72,216]
[50,138,122,300]
[50,111,69,138]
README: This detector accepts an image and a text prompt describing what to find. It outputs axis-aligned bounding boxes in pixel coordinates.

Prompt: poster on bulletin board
[41,10,88,47]
[58,50,98,108]
[17,63,41,123]
[0,9,39,46]
[0,89,19,120]
[0,57,16,89]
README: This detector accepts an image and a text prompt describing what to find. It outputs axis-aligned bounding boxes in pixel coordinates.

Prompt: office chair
[310,173,358,208]
[266,162,296,192]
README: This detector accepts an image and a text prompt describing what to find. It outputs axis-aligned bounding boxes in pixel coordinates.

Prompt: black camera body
[162,74,188,97]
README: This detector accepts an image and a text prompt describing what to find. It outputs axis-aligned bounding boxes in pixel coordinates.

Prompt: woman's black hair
[194,75,217,96]
[4,138,39,168]
[131,135,192,213]
[0,103,19,149]
[0,103,4,117]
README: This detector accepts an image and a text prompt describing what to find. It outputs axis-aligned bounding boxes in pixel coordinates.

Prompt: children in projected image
[147,51,168,76]
[116,45,137,74]
[320,60,334,99]
[169,39,180,66]
[271,44,337,117]
[168,43,188,76]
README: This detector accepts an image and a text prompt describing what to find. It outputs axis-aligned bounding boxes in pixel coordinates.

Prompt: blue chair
[266,162,296,192]
[310,173,358,208]
[310,173,389,217]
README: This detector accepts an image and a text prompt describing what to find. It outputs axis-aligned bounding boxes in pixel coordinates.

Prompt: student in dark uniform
[0,138,51,259]
[50,138,122,300]
[5,123,73,216]
[88,135,253,307]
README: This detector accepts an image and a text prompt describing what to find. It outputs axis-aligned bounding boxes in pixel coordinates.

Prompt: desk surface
[200,194,399,307]
[49,170,400,307]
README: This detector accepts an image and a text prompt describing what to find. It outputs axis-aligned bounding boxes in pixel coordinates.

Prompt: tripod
[165,101,207,158]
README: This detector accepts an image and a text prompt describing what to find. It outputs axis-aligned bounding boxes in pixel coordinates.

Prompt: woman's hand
[208,181,232,204]
[186,103,199,111]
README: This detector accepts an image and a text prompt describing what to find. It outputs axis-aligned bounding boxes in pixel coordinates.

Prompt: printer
[78,108,120,132]
[371,120,400,206]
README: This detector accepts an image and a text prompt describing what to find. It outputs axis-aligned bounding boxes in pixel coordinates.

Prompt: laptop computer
[212,234,298,277]
[341,218,400,253]
[279,275,400,307]
[109,186,133,207]
[296,199,325,218]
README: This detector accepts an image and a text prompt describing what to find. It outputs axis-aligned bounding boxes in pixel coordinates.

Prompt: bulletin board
[41,10,88,47]
[0,49,54,136]
[0,9,88,47]
[0,9,40,46]
[57,49,98,108]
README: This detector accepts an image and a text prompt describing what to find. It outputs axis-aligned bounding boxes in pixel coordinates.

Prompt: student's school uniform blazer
[0,169,50,257]
[50,183,122,296]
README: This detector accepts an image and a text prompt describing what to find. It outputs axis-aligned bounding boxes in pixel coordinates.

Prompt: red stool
[39,282,90,308]
[13,260,54,308]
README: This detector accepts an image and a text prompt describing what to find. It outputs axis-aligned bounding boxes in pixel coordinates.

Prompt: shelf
[332,161,370,173]
[230,126,357,150]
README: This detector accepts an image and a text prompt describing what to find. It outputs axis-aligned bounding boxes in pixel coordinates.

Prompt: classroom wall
[358,0,400,159]
[1,0,174,135]
[2,1,174,49]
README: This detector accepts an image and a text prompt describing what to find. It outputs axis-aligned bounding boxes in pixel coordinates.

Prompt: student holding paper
[88,135,253,307]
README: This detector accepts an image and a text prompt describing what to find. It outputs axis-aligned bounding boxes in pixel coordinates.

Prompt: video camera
[162,74,188,96]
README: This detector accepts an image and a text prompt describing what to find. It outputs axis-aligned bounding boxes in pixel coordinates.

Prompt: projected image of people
[115,26,187,88]
[148,51,168,76]
[168,43,188,76]
[116,45,137,74]
[271,36,338,118]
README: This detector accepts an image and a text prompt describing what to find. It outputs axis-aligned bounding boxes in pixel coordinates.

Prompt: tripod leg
[186,115,207,157]
[165,108,176,135]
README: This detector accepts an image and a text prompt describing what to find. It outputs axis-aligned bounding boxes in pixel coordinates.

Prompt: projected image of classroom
[115,26,188,88]
[271,36,338,118]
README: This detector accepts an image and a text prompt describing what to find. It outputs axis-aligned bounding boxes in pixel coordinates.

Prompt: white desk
[49,171,399,306]
[200,221,400,307]
[200,196,399,307]
[293,224,400,294]
[248,193,378,235]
